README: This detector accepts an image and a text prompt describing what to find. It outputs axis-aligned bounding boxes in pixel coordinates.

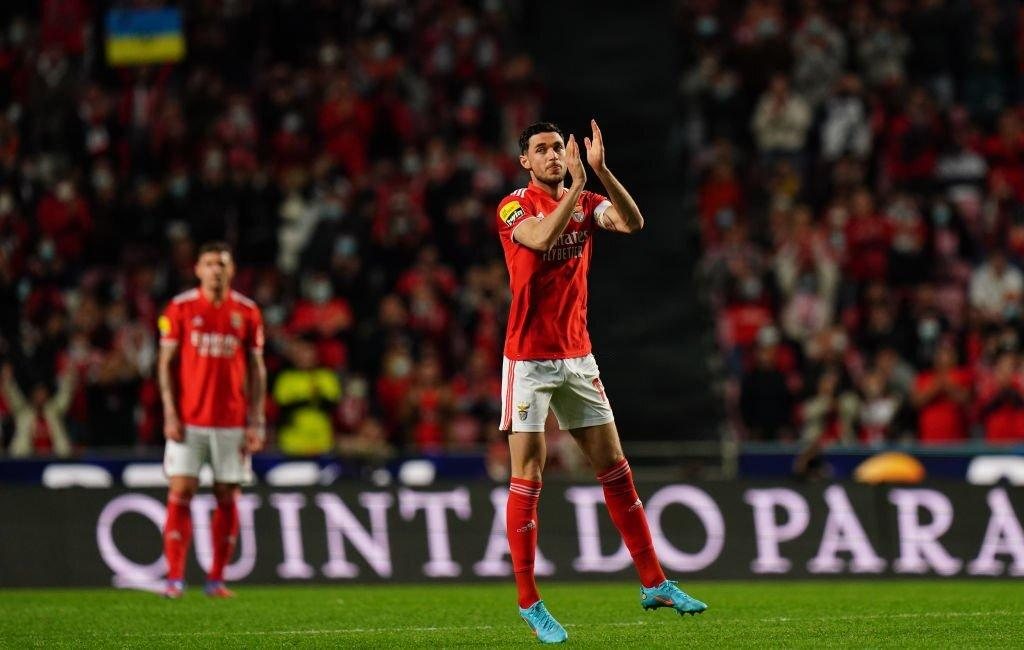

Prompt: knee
[168,486,197,501]
[513,457,545,482]
[212,485,238,506]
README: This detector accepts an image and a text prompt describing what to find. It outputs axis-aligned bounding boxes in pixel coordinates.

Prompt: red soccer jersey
[158,289,264,427]
[497,182,611,360]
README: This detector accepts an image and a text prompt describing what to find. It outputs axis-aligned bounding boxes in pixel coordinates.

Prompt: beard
[534,167,566,185]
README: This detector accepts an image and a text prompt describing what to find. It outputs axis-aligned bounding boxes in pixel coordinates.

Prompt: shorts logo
[592,378,607,402]
[158,315,172,336]
[500,201,525,225]
[231,312,243,329]
[572,203,585,223]
[516,401,530,422]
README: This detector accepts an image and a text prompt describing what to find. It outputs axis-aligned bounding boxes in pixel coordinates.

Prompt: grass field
[1,580,1021,648]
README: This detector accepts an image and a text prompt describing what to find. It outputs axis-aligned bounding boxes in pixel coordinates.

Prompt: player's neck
[201,286,228,305]
[531,178,564,200]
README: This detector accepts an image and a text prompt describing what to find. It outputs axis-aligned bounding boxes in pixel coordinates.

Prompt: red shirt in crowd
[158,289,264,428]
[496,182,610,360]
[914,368,972,443]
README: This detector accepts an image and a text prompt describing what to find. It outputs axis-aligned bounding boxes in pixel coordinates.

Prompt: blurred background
[0,0,1023,488]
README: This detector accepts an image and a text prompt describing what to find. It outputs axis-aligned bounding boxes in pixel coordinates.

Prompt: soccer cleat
[203,580,236,599]
[163,579,184,599]
[640,580,708,616]
[519,600,568,644]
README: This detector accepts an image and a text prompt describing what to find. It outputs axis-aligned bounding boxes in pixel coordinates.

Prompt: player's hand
[245,425,265,453]
[164,411,184,442]
[583,119,608,174]
[566,133,586,188]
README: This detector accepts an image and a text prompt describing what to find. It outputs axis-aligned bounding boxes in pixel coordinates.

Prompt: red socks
[164,492,193,581]
[598,458,666,588]
[506,477,542,608]
[208,495,239,582]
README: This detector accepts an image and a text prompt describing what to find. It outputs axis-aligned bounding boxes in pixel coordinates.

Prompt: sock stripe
[509,485,541,497]
[597,460,630,483]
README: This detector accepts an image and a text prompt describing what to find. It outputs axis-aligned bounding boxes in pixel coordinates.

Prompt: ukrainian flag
[105,8,185,67]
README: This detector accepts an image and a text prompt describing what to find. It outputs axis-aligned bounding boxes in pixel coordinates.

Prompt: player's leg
[205,427,250,598]
[206,482,240,598]
[162,429,206,598]
[555,355,707,615]
[501,357,566,644]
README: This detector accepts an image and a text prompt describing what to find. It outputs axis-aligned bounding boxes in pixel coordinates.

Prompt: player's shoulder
[165,288,200,314]
[230,290,260,312]
[171,288,200,304]
[497,188,532,226]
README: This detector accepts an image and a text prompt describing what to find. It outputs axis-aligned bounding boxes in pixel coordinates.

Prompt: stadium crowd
[681,0,1024,448]
[0,0,538,461]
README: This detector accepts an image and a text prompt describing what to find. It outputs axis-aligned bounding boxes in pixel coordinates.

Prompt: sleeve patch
[158,315,172,337]
[499,201,525,225]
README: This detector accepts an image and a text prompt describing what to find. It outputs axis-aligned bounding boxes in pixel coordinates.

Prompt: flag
[105,8,185,67]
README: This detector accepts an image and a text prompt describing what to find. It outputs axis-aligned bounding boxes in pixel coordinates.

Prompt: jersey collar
[527,180,567,201]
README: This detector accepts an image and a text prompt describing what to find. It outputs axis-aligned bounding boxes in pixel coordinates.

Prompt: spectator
[969,249,1023,327]
[912,340,972,444]
[819,74,871,162]
[739,326,794,440]
[976,349,1024,444]
[1,363,74,457]
[800,364,860,446]
[751,74,812,164]
[272,341,342,456]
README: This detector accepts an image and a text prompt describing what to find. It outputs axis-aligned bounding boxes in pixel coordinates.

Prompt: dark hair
[197,240,232,258]
[519,122,564,154]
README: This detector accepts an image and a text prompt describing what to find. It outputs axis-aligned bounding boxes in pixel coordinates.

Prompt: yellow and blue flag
[105,8,185,67]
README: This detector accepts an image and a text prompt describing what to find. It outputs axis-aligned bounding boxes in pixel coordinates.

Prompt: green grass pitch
[1,581,1021,648]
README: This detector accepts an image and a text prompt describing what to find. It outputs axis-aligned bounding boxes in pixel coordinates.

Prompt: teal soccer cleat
[519,600,568,644]
[640,580,708,616]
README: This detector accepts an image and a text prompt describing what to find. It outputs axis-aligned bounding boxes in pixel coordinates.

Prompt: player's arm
[157,342,184,442]
[245,348,267,453]
[584,119,644,234]
[512,135,587,251]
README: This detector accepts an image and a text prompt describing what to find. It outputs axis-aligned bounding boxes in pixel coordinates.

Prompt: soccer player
[157,241,266,599]
[497,121,707,642]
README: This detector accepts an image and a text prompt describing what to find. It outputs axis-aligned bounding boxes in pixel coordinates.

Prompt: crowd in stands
[0,0,540,461]
[680,0,1024,448]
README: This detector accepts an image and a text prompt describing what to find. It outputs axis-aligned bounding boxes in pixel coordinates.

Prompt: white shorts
[499,354,615,432]
[164,425,252,485]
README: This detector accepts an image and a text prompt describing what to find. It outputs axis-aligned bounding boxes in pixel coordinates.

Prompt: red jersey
[497,182,611,360]
[158,289,264,427]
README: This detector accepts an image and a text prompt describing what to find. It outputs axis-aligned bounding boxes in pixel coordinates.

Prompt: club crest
[572,203,585,223]
[516,401,530,421]
[231,312,243,329]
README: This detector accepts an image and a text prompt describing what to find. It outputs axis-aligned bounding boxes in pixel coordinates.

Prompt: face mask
[309,281,332,304]
[169,176,189,198]
[388,356,411,377]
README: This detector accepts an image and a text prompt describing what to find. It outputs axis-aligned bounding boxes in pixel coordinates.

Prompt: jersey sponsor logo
[189,331,240,358]
[500,200,525,225]
[572,203,585,223]
[516,401,530,422]
[158,315,172,336]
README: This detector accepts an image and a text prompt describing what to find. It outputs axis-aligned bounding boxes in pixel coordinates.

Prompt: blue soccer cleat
[203,580,236,599]
[640,580,708,616]
[519,600,568,644]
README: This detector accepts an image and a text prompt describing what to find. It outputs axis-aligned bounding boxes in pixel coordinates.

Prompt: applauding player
[496,121,707,642]
[157,241,266,599]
